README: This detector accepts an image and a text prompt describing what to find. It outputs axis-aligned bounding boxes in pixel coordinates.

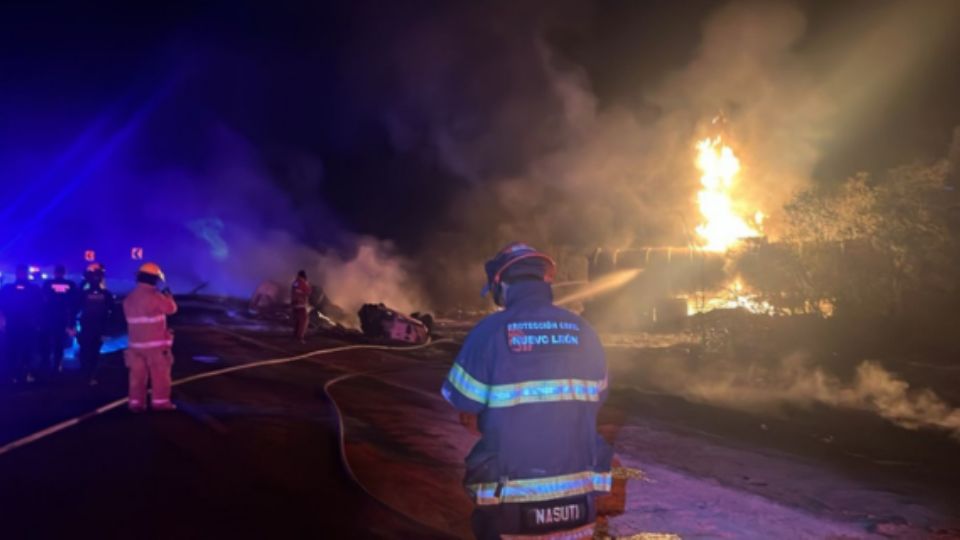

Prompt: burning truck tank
[578,116,780,329]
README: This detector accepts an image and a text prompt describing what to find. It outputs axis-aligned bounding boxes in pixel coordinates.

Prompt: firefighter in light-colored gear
[442,243,613,540]
[122,262,177,412]
[291,270,311,342]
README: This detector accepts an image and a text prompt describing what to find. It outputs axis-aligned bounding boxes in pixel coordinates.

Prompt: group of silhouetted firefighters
[0,262,114,386]
[0,260,178,412]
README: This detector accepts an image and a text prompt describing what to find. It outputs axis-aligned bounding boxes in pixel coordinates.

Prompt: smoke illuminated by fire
[694,137,762,252]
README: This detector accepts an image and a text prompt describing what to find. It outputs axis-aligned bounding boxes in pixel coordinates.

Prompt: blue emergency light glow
[188,218,229,260]
[0,114,112,225]
[0,80,179,257]
[63,334,128,362]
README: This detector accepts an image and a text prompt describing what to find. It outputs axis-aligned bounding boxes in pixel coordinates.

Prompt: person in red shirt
[291,270,312,343]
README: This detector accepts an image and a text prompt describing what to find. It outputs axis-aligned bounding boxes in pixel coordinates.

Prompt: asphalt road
[0,323,455,539]
[4,302,959,539]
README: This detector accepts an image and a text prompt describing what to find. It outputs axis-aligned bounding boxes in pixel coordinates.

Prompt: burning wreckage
[358,304,433,345]
[583,124,776,329]
[248,279,434,345]
[242,122,773,338]
[239,119,776,338]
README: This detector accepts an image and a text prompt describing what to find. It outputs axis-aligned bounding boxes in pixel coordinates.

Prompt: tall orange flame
[694,137,762,252]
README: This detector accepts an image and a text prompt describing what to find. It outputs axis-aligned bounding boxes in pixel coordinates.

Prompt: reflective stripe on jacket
[123,283,177,350]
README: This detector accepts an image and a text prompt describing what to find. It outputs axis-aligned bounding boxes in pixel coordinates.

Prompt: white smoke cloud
[623,350,960,439]
[318,239,425,319]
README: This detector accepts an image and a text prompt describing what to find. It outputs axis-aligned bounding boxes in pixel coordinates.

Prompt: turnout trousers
[124,347,173,409]
[292,307,309,340]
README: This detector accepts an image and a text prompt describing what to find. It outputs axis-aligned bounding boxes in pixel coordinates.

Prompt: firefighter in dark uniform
[441,243,612,540]
[40,264,77,374]
[77,263,114,385]
[0,265,42,384]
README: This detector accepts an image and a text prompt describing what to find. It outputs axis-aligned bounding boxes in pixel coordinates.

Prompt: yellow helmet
[138,262,165,281]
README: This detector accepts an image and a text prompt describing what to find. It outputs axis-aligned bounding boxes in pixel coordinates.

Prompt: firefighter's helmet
[138,262,165,282]
[482,242,556,305]
[84,262,105,287]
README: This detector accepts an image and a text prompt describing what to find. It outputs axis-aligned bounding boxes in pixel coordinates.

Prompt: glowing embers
[685,279,775,316]
[694,137,763,252]
[685,278,836,318]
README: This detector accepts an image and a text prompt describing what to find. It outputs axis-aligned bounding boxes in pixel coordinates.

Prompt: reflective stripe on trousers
[126,315,166,324]
[129,339,173,349]
[125,348,173,406]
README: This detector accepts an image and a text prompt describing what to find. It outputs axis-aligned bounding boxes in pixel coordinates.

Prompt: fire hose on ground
[0,335,663,539]
[0,338,451,457]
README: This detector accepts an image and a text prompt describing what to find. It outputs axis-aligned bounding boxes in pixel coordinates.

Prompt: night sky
[2,0,959,304]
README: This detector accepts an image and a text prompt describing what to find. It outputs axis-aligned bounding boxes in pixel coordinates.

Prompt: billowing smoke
[367,0,834,307]
[3,0,958,314]
[364,0,960,307]
[319,240,424,317]
[100,124,426,315]
[612,351,960,439]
